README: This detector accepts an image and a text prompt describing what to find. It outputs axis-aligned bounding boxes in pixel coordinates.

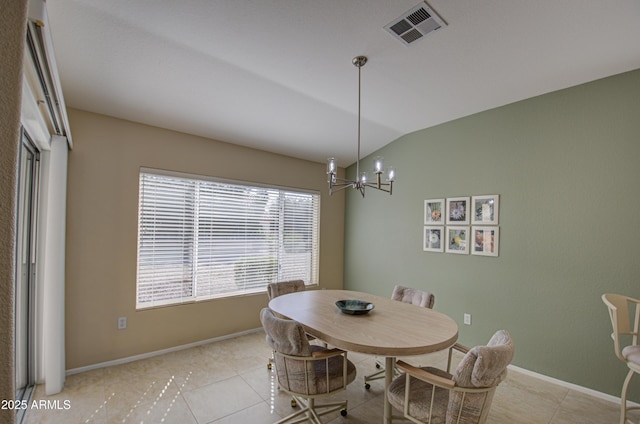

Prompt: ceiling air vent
[384,2,446,46]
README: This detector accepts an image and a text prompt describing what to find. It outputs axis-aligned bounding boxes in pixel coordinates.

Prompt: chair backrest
[267,279,305,300]
[261,307,312,357]
[453,330,514,388]
[260,307,319,394]
[448,330,514,424]
[602,293,640,362]
[392,284,435,309]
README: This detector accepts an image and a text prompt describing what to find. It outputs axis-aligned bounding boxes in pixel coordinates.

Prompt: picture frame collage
[423,195,500,256]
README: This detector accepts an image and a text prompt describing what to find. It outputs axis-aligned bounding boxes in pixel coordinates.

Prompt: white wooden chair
[602,293,640,424]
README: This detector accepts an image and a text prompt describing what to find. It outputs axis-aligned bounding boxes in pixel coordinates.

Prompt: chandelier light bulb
[327,158,336,174]
[373,156,384,174]
[387,167,396,182]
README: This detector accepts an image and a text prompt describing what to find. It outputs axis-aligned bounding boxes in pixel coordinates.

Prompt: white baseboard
[508,364,635,407]
[65,327,263,376]
[66,329,631,409]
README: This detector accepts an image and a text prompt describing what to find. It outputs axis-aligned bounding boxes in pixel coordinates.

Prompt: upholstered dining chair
[364,284,435,389]
[267,279,306,302]
[261,307,357,424]
[267,280,317,369]
[387,329,514,424]
[602,293,640,424]
[392,284,436,309]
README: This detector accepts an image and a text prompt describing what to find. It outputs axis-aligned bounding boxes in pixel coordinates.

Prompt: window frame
[136,167,320,309]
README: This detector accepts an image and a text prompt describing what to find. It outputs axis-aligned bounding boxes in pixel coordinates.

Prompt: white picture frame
[445,226,469,254]
[446,197,470,225]
[471,226,500,257]
[424,198,445,224]
[423,226,444,252]
[471,195,499,225]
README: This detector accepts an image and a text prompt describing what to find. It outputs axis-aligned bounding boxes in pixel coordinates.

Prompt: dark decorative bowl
[335,299,375,315]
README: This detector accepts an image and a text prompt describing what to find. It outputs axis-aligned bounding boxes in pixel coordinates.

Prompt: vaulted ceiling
[47,1,640,167]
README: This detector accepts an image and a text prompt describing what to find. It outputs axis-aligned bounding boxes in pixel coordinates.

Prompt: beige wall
[65,108,345,369]
[0,1,27,422]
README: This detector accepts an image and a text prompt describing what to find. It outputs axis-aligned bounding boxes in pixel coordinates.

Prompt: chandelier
[326,56,395,197]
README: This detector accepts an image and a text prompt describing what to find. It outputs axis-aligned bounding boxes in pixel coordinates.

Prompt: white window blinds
[136,169,320,309]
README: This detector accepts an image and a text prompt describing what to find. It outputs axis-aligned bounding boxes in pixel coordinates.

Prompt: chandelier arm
[328,179,358,195]
[362,182,393,194]
[330,182,356,190]
[362,182,392,188]
[330,176,357,184]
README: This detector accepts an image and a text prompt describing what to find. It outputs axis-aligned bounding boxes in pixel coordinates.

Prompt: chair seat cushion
[622,345,640,366]
[387,367,451,424]
[312,347,358,393]
[276,345,357,395]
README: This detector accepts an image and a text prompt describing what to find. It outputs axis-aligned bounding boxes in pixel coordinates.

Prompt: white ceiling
[46,0,640,168]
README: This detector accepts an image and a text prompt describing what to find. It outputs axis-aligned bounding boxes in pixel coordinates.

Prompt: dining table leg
[384,356,395,424]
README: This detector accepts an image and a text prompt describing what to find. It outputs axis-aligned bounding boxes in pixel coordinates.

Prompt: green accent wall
[344,68,640,397]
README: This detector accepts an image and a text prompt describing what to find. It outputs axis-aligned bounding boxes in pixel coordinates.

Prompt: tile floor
[23,330,631,424]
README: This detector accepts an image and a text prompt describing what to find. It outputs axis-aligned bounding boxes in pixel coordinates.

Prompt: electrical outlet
[118,317,127,329]
[463,313,472,325]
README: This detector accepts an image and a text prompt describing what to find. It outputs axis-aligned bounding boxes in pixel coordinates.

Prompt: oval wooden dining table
[268,289,459,423]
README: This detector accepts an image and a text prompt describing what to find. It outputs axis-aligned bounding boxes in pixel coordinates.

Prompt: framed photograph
[424,198,445,224]
[445,226,469,254]
[423,226,444,252]
[471,195,499,225]
[446,197,470,225]
[472,226,500,257]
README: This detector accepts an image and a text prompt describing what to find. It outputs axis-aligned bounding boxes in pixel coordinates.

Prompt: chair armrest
[447,342,470,372]
[397,361,494,395]
[396,361,455,389]
[311,348,345,359]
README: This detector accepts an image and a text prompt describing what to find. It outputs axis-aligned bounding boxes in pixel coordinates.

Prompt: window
[136,169,320,309]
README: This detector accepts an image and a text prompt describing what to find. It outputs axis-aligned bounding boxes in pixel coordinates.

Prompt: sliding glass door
[15,128,39,413]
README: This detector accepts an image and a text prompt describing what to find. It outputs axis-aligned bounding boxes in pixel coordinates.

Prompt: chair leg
[620,369,635,424]
[307,398,321,423]
[364,366,385,389]
[364,358,400,389]
[275,395,347,424]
